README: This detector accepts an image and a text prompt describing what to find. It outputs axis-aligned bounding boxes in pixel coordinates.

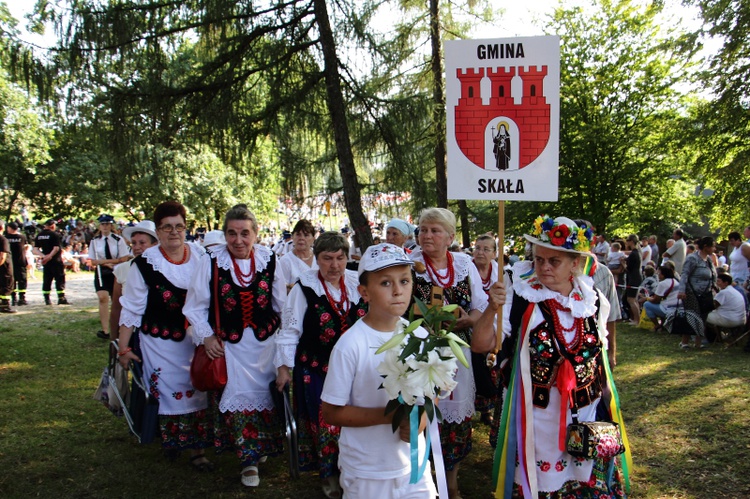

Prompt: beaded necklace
[476,262,492,292]
[423,251,455,288]
[545,298,585,354]
[160,245,188,265]
[230,250,256,287]
[319,273,349,317]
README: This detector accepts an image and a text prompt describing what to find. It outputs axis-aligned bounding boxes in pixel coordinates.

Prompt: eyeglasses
[158,224,186,233]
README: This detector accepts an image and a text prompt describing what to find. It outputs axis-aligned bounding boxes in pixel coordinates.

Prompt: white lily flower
[405,350,459,397]
[377,349,411,400]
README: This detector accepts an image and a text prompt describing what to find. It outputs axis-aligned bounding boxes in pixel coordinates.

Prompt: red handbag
[190,260,228,391]
[190,344,227,391]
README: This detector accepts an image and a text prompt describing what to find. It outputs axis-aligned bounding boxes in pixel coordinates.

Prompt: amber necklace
[230,250,256,287]
[546,298,585,354]
[319,273,349,317]
[424,251,455,288]
[160,245,188,265]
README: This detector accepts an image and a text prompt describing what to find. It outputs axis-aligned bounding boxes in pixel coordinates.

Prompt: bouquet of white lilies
[375,298,469,431]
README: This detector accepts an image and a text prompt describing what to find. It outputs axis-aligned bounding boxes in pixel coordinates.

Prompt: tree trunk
[458,200,470,248]
[313,0,373,249]
[430,0,448,209]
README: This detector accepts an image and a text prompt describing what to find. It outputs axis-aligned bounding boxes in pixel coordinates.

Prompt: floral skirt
[159,409,212,450]
[207,390,284,466]
[512,456,626,498]
[439,416,473,470]
[294,365,340,478]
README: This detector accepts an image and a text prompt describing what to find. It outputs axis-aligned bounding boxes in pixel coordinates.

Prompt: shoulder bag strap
[213,257,221,337]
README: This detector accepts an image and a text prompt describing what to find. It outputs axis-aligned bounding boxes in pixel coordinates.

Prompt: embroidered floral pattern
[148,368,162,399]
[316,304,339,344]
[156,284,182,310]
[160,409,211,450]
[211,257,280,343]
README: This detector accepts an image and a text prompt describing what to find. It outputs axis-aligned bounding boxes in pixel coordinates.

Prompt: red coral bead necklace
[424,251,455,288]
[319,273,349,317]
[546,298,584,354]
[230,250,256,286]
[160,245,188,265]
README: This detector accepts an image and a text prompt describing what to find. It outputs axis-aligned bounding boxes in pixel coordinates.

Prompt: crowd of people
[593,227,750,351]
[5,201,750,498]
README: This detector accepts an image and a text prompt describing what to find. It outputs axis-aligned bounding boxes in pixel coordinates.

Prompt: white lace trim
[192,322,214,343]
[441,404,479,424]
[211,244,273,272]
[275,344,298,369]
[141,242,205,288]
[220,393,275,413]
[410,249,472,286]
[297,268,360,297]
[119,309,142,328]
[512,260,598,318]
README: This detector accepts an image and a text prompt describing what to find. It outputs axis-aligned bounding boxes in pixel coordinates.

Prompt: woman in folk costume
[278,219,318,293]
[473,215,631,498]
[274,231,367,498]
[410,207,489,499]
[183,204,286,487]
[117,201,212,470]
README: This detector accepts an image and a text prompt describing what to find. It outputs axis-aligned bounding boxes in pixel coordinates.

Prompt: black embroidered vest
[134,256,188,342]
[504,293,604,409]
[412,272,473,343]
[208,253,281,343]
[295,282,367,376]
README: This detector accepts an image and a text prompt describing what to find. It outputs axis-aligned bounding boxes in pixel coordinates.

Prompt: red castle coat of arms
[454,65,551,171]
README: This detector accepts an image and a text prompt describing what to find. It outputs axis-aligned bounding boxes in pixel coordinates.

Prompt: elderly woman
[183,204,286,487]
[410,208,488,498]
[117,202,211,469]
[676,236,717,349]
[278,219,318,293]
[471,234,501,429]
[472,215,629,498]
[385,218,414,253]
[275,231,367,498]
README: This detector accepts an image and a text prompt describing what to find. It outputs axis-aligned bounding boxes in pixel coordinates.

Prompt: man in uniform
[0,220,16,313]
[4,222,28,306]
[34,219,69,305]
[89,214,131,339]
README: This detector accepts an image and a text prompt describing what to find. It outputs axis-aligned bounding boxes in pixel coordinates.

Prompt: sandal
[190,454,215,472]
[321,476,342,498]
[241,466,260,487]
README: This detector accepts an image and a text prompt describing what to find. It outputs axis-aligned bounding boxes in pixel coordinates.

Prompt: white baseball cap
[358,243,414,278]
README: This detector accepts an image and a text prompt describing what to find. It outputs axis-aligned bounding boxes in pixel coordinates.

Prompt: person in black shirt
[4,222,28,306]
[34,219,69,305]
[0,220,15,313]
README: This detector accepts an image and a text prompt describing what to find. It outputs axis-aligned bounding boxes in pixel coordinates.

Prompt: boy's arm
[322,402,428,443]
[321,402,391,427]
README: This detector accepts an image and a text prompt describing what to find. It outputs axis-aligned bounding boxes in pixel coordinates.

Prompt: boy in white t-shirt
[321,243,437,498]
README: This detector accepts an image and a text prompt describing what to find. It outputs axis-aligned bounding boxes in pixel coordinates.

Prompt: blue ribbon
[407,403,432,484]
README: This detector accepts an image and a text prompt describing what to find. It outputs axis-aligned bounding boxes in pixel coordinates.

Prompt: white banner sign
[445,36,560,201]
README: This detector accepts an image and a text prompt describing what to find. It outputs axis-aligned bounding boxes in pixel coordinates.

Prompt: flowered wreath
[531,215,594,253]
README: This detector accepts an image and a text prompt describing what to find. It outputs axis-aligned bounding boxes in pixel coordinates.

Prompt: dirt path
[6,270,100,315]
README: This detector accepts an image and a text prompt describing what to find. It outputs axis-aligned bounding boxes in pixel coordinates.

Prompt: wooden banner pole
[487,200,505,366]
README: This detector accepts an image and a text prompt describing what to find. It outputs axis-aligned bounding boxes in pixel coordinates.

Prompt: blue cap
[98,214,114,223]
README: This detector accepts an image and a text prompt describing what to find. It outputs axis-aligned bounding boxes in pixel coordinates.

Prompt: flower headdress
[525,215,594,254]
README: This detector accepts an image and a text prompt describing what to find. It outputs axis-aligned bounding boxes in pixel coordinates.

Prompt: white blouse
[119,242,206,328]
[274,268,362,369]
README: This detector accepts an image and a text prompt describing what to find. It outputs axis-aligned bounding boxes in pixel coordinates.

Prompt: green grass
[1,308,750,498]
